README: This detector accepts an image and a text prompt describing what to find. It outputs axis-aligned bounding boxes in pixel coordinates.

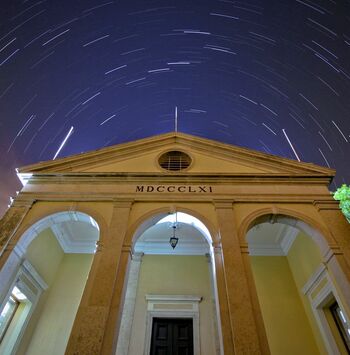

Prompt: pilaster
[212,244,235,354]
[240,244,270,355]
[214,200,269,355]
[115,252,143,355]
[315,200,350,267]
[65,199,133,355]
[314,200,350,316]
[0,200,34,262]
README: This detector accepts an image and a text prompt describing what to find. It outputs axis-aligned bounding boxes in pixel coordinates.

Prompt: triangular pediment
[18,132,334,177]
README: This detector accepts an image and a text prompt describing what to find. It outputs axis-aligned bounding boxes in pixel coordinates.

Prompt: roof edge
[17,131,335,176]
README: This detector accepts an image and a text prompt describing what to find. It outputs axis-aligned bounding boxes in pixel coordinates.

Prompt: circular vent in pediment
[158,151,192,171]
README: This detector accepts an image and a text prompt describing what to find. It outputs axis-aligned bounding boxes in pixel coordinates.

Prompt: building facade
[0,132,349,355]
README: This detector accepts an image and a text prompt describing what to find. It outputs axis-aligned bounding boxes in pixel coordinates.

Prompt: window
[330,302,350,352]
[0,261,47,354]
[303,265,350,354]
[0,285,33,354]
[158,151,192,171]
[0,295,19,342]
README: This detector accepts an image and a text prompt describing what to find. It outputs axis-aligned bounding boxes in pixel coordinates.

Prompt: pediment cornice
[18,132,334,177]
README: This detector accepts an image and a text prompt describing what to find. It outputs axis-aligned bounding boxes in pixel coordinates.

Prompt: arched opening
[117,211,221,355]
[0,211,100,355]
[246,214,350,355]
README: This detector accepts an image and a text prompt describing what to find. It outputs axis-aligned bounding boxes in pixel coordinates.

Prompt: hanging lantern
[169,224,179,249]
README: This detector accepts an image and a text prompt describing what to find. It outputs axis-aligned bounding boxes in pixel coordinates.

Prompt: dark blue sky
[1,0,350,216]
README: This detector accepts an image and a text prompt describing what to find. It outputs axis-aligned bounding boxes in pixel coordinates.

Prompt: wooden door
[150,318,194,355]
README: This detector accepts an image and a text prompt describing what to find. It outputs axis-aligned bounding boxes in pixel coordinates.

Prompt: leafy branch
[333,184,350,222]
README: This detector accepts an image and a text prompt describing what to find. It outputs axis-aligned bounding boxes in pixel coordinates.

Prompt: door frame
[144,295,201,355]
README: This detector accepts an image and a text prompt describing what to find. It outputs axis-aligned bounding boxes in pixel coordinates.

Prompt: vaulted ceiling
[39,212,299,256]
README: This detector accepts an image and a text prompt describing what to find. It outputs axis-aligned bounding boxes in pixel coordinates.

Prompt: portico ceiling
[50,220,99,254]
[39,212,299,256]
[28,211,100,254]
[247,222,299,256]
[134,221,210,256]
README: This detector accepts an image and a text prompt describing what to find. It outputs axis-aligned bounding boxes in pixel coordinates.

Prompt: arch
[0,207,105,355]
[124,206,219,250]
[11,205,108,253]
[15,211,100,253]
[117,205,223,355]
[238,206,335,257]
[0,208,103,299]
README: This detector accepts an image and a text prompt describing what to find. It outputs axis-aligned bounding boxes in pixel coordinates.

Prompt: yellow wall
[129,255,218,355]
[25,228,64,286]
[251,256,320,355]
[287,232,327,354]
[287,232,322,287]
[17,227,64,354]
[15,228,93,355]
[25,253,93,355]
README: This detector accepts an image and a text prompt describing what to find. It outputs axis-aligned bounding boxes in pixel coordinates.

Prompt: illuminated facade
[0,132,350,355]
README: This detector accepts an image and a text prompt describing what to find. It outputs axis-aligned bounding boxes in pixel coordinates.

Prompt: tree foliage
[333,184,350,222]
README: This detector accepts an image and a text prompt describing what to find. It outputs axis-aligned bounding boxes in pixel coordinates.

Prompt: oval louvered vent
[158,151,192,171]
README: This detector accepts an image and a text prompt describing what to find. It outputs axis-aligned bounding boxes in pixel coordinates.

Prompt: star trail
[0,0,350,216]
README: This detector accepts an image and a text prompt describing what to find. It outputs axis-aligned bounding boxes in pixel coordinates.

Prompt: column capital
[313,199,340,211]
[323,245,343,263]
[213,200,234,209]
[131,252,144,261]
[240,243,250,254]
[112,198,134,209]
[121,244,132,254]
[11,197,35,209]
[95,240,104,252]
[212,242,222,254]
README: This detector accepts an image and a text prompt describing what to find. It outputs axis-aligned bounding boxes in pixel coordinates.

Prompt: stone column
[212,244,235,355]
[214,200,270,355]
[65,199,133,355]
[0,201,33,259]
[315,201,350,315]
[316,201,350,267]
[100,243,132,354]
[240,244,270,355]
[115,252,143,355]
[207,251,224,355]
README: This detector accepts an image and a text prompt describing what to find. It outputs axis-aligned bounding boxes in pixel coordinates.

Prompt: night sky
[1,0,350,216]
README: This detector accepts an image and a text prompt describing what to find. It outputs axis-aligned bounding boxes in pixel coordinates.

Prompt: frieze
[136,185,213,193]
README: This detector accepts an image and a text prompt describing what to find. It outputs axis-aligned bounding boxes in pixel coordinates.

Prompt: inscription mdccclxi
[136,185,213,193]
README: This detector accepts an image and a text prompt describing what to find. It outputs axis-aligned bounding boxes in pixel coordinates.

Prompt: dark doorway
[150,318,194,355]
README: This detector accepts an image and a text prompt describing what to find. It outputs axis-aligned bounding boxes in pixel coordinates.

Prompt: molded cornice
[17,132,335,176]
